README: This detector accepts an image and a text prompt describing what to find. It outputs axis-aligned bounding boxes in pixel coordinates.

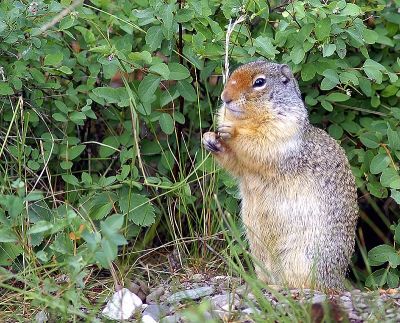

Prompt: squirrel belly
[238,125,358,291]
[202,60,358,291]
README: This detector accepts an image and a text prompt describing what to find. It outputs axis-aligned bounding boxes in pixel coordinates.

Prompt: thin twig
[38,0,83,34]
[223,15,246,84]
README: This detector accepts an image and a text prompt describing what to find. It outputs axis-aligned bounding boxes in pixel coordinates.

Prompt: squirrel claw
[217,124,234,140]
[203,132,225,153]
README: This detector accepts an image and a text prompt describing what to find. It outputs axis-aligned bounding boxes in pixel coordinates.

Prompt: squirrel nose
[221,90,232,104]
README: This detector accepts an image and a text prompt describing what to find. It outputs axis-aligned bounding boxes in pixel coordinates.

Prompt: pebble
[160,314,181,323]
[242,307,261,315]
[146,286,165,304]
[35,310,48,323]
[100,275,400,323]
[142,314,157,323]
[192,273,204,282]
[210,293,240,311]
[167,286,214,303]
[143,304,169,321]
[311,294,326,304]
[102,288,142,320]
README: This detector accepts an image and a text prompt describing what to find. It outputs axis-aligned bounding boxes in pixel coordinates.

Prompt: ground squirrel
[203,60,358,291]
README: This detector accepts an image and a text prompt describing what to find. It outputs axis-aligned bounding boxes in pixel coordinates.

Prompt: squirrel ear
[280,64,292,84]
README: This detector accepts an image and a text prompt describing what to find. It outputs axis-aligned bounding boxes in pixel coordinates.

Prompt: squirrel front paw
[217,122,235,140]
[203,132,225,153]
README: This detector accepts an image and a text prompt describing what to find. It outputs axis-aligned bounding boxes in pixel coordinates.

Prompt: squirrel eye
[253,77,266,88]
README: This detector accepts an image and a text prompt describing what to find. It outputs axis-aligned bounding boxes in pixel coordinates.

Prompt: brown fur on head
[218,60,308,143]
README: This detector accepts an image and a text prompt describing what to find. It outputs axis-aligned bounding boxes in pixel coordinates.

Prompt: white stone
[142,314,157,323]
[102,288,143,320]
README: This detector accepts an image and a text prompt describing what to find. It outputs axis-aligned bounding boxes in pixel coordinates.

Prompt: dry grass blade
[223,15,247,84]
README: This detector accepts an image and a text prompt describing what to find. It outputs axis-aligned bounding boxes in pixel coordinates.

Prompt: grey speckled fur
[203,60,359,291]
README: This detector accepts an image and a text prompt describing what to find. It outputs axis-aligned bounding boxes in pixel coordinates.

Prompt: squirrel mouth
[224,104,243,115]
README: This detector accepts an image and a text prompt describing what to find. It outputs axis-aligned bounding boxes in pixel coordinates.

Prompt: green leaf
[395,223,400,245]
[315,17,331,41]
[370,153,390,175]
[28,221,54,235]
[44,53,63,66]
[301,63,316,81]
[321,100,333,111]
[254,36,279,58]
[387,270,399,288]
[381,85,398,97]
[0,243,23,266]
[322,44,336,57]
[102,214,124,232]
[119,193,155,226]
[99,136,119,158]
[145,26,164,51]
[58,66,73,74]
[149,63,170,80]
[365,268,387,288]
[138,75,161,101]
[363,59,385,83]
[340,3,362,17]
[92,87,130,106]
[60,161,72,170]
[328,124,343,139]
[61,174,80,186]
[380,168,400,189]
[177,80,196,101]
[359,78,372,96]
[168,63,190,80]
[159,113,175,135]
[363,28,378,44]
[326,92,350,102]
[360,132,380,148]
[368,244,397,266]
[387,127,400,150]
[391,189,400,204]
[0,228,18,242]
[320,78,337,90]
[67,145,86,160]
[52,113,67,122]
[322,69,339,83]
[128,51,152,65]
[290,46,305,64]
[0,82,14,95]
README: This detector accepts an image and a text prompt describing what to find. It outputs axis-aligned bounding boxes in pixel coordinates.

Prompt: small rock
[311,294,326,304]
[139,280,150,294]
[143,304,169,321]
[210,276,229,283]
[167,286,214,303]
[35,310,48,323]
[212,309,232,320]
[210,293,240,311]
[142,314,157,323]
[128,282,140,294]
[137,290,147,302]
[102,288,142,320]
[160,314,181,323]
[242,307,261,315]
[191,273,204,283]
[235,284,249,296]
[146,286,165,304]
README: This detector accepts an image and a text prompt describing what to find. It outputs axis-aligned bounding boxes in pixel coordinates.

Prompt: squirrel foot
[217,122,235,140]
[203,132,225,153]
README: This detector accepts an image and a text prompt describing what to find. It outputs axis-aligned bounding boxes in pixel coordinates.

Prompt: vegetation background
[1,0,400,320]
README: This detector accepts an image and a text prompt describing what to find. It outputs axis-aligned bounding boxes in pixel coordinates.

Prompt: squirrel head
[220,60,308,129]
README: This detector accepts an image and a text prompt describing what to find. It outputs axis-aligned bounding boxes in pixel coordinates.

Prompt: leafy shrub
[0,0,400,307]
